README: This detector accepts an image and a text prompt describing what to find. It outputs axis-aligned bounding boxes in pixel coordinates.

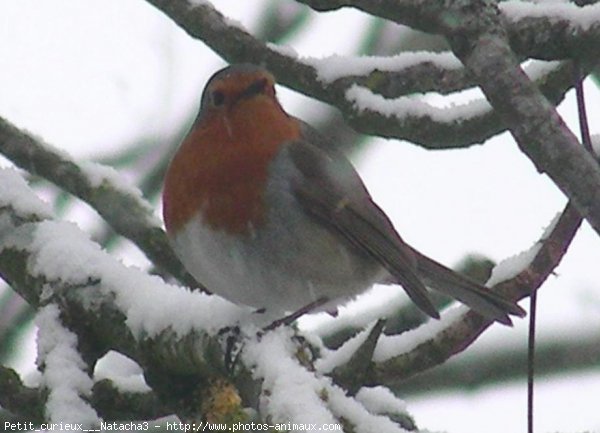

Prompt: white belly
[170,202,385,315]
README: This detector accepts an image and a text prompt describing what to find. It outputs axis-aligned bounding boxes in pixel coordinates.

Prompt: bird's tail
[410,248,526,325]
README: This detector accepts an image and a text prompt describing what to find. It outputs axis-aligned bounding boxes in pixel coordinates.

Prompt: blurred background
[0,0,599,431]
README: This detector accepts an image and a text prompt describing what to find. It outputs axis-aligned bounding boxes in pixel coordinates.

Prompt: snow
[486,212,561,287]
[342,57,564,123]
[267,42,299,58]
[373,306,467,363]
[94,351,150,393]
[306,52,461,83]
[346,84,493,123]
[326,385,409,433]
[80,160,158,224]
[300,285,413,338]
[36,304,100,424]
[16,218,247,339]
[501,1,600,31]
[242,328,339,428]
[0,168,52,219]
[486,245,542,287]
[523,60,562,81]
[243,328,412,432]
[316,321,379,374]
[355,386,408,417]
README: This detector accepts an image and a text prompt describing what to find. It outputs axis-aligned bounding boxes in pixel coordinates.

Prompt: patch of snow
[267,42,299,58]
[346,84,492,123]
[24,220,246,339]
[373,306,466,362]
[80,160,158,224]
[36,304,100,424]
[94,351,150,393]
[306,52,461,83]
[316,321,378,374]
[0,168,52,219]
[242,328,338,427]
[501,1,600,31]
[355,386,408,417]
[486,213,561,287]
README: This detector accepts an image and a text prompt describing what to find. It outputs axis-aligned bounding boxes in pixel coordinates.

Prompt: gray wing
[287,136,526,324]
[286,139,440,319]
[411,248,526,322]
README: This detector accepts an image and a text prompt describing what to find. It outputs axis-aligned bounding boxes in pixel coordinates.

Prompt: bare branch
[395,331,600,395]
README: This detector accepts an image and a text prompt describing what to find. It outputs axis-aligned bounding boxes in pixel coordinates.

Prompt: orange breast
[163,98,301,235]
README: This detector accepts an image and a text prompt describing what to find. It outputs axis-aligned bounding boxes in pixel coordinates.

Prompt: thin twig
[575,64,595,155]
[527,285,537,433]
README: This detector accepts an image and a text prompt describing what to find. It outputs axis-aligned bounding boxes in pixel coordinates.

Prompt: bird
[162,63,526,325]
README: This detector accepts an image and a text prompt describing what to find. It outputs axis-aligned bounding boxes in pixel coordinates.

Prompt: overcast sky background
[1,0,599,432]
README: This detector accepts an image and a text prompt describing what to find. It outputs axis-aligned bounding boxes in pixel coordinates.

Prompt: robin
[162,63,525,325]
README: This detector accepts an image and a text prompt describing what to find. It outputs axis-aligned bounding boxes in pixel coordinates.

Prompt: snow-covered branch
[0,365,44,422]
[443,3,600,237]
[342,58,576,146]
[144,0,590,149]
[501,1,600,60]
[370,203,582,385]
[298,0,600,61]
[0,116,199,289]
[91,378,170,421]
[242,328,417,433]
[0,167,455,429]
[0,168,245,421]
[289,0,600,238]
[0,364,170,421]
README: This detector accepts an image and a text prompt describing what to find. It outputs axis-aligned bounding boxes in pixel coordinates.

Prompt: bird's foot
[262,297,329,332]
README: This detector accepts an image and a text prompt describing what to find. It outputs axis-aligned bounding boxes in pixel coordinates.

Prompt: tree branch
[372,202,582,385]
[144,0,592,149]
[501,1,600,61]
[292,0,600,236]
[0,365,171,422]
[0,366,44,423]
[0,116,200,290]
[0,168,430,429]
[91,379,171,421]
[0,170,237,421]
[297,0,600,61]
[444,3,600,237]
[395,331,600,394]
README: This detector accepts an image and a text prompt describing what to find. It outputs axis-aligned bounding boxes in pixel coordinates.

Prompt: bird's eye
[211,90,225,106]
